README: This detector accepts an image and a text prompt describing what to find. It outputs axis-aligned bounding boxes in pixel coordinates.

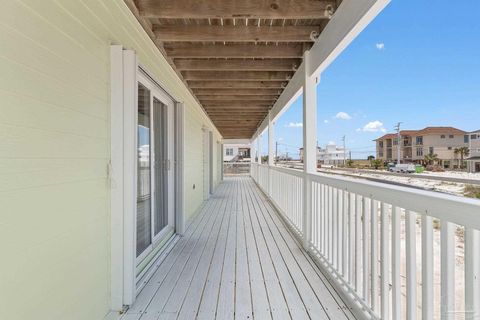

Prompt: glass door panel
[136,83,152,257]
[153,98,168,236]
[135,73,176,272]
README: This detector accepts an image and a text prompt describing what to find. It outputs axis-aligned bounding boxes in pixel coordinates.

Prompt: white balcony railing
[251,163,480,320]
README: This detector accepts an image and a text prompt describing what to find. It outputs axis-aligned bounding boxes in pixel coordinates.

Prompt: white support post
[257,135,262,164]
[250,139,256,163]
[268,112,275,166]
[220,142,224,181]
[302,50,317,250]
[268,112,275,196]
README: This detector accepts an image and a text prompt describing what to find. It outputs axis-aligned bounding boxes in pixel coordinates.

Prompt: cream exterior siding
[0,1,221,320]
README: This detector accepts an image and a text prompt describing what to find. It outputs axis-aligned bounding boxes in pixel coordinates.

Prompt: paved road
[320,167,480,185]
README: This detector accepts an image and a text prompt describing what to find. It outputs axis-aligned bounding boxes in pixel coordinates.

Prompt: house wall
[468,133,480,157]
[422,134,466,162]
[0,1,221,320]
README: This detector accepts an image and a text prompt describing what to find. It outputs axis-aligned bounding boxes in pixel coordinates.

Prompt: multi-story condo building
[375,127,467,168]
[466,129,480,172]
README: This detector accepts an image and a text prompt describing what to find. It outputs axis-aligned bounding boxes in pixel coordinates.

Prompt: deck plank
[196,185,236,319]
[142,183,227,316]
[130,176,357,320]
[235,180,254,319]
[215,180,237,320]
[240,179,273,320]
[247,178,355,319]
[244,179,311,319]
[176,182,232,320]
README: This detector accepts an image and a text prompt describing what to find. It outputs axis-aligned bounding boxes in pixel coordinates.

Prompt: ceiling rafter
[154,25,319,42]
[137,0,337,19]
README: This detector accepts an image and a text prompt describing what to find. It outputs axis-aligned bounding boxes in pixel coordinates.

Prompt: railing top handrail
[265,164,480,230]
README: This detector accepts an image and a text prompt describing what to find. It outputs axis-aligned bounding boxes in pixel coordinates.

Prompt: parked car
[389,163,416,173]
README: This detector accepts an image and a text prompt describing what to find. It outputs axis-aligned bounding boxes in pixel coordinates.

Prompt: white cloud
[376,42,385,50]
[328,141,336,145]
[323,119,329,124]
[360,121,387,133]
[285,122,303,128]
[334,112,352,120]
[277,137,284,141]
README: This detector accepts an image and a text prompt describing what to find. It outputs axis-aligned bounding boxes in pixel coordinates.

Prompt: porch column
[302,50,318,250]
[257,135,262,164]
[268,112,275,196]
[268,111,275,166]
[220,142,224,181]
[250,139,256,163]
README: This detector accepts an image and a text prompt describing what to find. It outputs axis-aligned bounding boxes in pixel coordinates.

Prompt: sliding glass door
[136,73,175,265]
[136,83,152,257]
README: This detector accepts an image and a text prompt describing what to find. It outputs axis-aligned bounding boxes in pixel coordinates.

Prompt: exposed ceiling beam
[182,71,292,81]
[175,59,300,71]
[208,113,268,116]
[203,101,271,107]
[188,81,286,89]
[155,25,319,42]
[165,43,306,58]
[208,113,267,117]
[212,121,264,124]
[192,88,282,96]
[197,95,277,101]
[210,117,266,120]
[137,0,336,19]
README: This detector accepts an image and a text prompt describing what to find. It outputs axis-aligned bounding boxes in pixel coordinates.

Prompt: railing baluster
[363,196,370,304]
[406,210,417,320]
[333,188,338,269]
[381,202,390,319]
[392,206,401,320]
[343,190,348,278]
[422,215,433,320]
[340,190,345,272]
[329,186,333,262]
[441,221,455,320]
[349,192,356,286]
[355,194,362,293]
[465,227,480,320]
[322,185,326,256]
[371,199,379,313]
[321,184,325,255]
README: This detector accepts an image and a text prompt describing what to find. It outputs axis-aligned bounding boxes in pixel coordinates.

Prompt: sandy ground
[317,168,468,196]
[419,170,480,181]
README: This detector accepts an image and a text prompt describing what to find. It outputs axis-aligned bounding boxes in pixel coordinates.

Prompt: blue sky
[262,0,480,159]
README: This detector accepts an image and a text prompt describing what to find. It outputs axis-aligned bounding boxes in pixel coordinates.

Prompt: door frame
[110,46,185,310]
[135,71,175,267]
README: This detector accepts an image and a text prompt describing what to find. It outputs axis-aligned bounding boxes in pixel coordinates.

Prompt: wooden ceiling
[126,0,340,139]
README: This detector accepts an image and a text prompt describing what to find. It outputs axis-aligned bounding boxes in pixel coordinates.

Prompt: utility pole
[342,135,346,166]
[394,122,402,164]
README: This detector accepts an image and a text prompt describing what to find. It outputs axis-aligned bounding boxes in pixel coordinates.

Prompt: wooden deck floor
[122,176,356,320]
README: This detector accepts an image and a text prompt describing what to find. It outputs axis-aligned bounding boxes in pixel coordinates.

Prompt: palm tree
[424,153,439,165]
[454,147,470,169]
